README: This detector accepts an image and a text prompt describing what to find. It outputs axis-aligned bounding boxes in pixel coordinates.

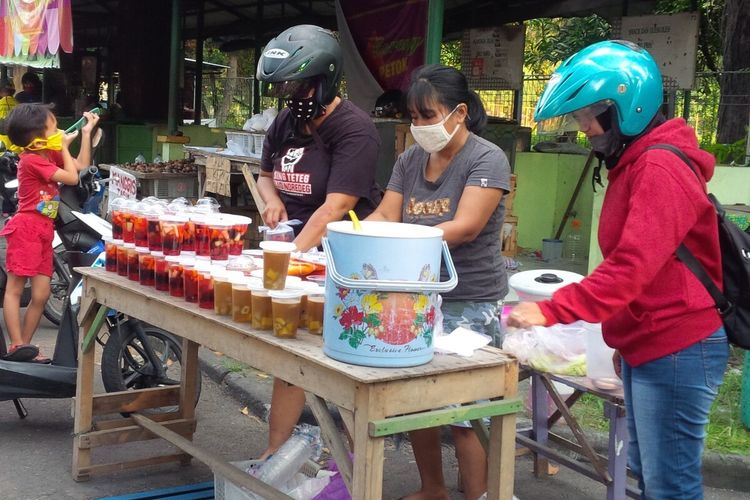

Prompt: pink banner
[0,0,73,58]
[339,0,427,91]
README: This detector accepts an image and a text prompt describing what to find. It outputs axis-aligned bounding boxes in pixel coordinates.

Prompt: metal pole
[0,65,7,82]
[682,90,690,122]
[253,1,264,115]
[193,0,204,125]
[167,0,183,134]
[425,0,444,64]
[745,105,750,166]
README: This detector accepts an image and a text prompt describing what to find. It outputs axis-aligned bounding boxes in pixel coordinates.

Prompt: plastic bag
[502,321,587,376]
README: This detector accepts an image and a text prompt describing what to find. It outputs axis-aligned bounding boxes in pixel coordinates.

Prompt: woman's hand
[81,111,100,135]
[62,130,79,150]
[507,302,547,328]
[262,198,288,228]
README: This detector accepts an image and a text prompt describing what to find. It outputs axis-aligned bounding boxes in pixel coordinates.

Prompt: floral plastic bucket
[321,221,457,367]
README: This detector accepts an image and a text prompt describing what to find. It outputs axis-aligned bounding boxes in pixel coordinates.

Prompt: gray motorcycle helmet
[257,25,343,106]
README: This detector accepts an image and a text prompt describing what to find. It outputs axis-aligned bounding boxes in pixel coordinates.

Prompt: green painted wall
[513,155,750,274]
[115,123,227,163]
[513,152,594,257]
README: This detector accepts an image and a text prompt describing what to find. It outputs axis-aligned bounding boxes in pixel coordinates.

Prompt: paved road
[1,318,746,499]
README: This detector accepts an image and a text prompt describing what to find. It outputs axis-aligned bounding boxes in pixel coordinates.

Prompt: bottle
[252,424,320,491]
[566,219,582,261]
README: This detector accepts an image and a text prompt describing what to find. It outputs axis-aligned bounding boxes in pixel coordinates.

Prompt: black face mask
[589,129,624,159]
[286,97,320,121]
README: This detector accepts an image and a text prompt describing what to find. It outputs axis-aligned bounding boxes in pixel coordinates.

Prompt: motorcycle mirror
[5,178,18,189]
[0,141,6,153]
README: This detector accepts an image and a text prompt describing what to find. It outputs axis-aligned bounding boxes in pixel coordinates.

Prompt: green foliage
[571,348,750,456]
[524,16,610,75]
[440,39,462,69]
[703,132,748,165]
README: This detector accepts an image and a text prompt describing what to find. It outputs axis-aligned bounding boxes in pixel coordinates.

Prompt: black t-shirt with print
[261,100,382,231]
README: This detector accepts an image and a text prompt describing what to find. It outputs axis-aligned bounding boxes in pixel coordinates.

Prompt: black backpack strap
[675,244,733,315]
[646,144,733,316]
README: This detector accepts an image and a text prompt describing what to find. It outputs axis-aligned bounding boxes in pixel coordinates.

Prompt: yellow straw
[348,210,362,231]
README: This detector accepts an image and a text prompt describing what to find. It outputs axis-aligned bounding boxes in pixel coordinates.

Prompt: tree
[716,0,750,143]
[524,16,610,75]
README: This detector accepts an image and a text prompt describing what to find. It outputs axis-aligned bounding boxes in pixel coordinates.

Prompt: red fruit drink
[153,252,169,291]
[104,238,118,272]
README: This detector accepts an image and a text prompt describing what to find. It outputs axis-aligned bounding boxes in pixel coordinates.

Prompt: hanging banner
[619,12,699,90]
[0,0,73,63]
[339,0,428,91]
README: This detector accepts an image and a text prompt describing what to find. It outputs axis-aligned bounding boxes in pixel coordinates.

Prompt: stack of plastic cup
[126,243,139,281]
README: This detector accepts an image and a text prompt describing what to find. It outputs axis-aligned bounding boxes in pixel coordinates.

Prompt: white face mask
[410,106,461,153]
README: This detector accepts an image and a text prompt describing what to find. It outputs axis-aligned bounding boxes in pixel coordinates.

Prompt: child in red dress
[0,104,99,362]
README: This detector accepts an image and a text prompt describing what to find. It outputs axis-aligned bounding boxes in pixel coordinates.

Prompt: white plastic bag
[502,321,587,376]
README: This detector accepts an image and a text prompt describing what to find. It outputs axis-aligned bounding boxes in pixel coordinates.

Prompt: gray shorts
[440,300,502,428]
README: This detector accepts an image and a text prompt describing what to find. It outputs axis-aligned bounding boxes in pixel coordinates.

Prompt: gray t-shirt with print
[387,133,511,302]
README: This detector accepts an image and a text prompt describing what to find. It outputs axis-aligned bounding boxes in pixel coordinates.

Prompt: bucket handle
[321,237,458,293]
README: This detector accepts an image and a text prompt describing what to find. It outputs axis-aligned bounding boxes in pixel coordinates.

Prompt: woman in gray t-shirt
[367,64,511,500]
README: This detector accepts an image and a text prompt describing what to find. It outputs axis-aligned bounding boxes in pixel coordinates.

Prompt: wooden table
[73,268,521,499]
[516,368,640,499]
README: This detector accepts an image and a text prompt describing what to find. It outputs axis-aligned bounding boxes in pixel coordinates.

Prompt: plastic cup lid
[259,241,297,252]
[165,256,181,263]
[136,246,150,253]
[194,261,213,272]
[269,289,304,300]
[178,256,196,266]
[151,251,164,257]
[124,242,136,249]
[230,275,250,285]
[181,251,196,257]
[221,214,252,225]
[102,236,114,243]
[508,269,584,298]
[113,239,124,245]
[158,214,189,223]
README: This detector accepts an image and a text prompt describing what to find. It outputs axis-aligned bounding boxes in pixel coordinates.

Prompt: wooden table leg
[352,388,385,500]
[72,304,101,481]
[178,338,200,466]
[306,393,352,492]
[487,363,518,500]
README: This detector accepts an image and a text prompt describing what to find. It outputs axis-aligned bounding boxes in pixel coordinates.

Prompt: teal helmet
[534,40,663,137]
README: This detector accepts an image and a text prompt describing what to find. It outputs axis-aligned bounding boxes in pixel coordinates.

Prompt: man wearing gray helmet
[256,24,382,459]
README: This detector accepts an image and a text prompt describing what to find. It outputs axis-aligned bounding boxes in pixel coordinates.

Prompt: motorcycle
[1,162,201,418]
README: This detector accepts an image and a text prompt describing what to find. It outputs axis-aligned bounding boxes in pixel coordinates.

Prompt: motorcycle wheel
[101,324,202,413]
[43,254,70,326]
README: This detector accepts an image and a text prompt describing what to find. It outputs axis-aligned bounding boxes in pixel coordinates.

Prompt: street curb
[198,347,340,428]
[198,348,750,493]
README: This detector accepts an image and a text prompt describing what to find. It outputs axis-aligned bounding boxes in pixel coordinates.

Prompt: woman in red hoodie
[508,41,727,500]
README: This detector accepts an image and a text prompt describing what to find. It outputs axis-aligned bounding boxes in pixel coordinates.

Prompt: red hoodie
[538,118,723,367]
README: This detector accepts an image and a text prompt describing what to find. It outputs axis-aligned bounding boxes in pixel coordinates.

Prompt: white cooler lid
[508,269,584,299]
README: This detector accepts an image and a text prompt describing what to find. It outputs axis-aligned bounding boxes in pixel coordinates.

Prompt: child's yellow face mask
[24,129,64,151]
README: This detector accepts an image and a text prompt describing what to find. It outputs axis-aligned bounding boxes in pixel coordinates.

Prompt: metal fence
[475,72,750,157]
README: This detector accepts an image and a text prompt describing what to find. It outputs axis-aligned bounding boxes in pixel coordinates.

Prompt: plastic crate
[214,459,321,500]
[225,131,255,156]
[252,133,264,156]
[138,176,199,199]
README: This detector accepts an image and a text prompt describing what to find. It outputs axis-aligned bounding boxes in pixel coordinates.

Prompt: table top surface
[188,149,262,166]
[79,267,516,384]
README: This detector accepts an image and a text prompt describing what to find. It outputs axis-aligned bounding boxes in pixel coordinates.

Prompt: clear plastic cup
[213,269,244,315]
[121,199,139,244]
[208,220,234,261]
[104,237,117,272]
[195,196,220,212]
[198,264,215,310]
[223,214,252,255]
[249,282,272,331]
[306,290,325,335]
[269,289,304,338]
[231,277,257,323]
[153,251,169,291]
[132,203,149,248]
[159,214,189,256]
[184,260,206,303]
[259,241,296,290]
[109,198,127,240]
[137,247,155,286]
[167,256,185,297]
[116,241,129,277]
[145,203,167,252]
[126,243,139,281]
